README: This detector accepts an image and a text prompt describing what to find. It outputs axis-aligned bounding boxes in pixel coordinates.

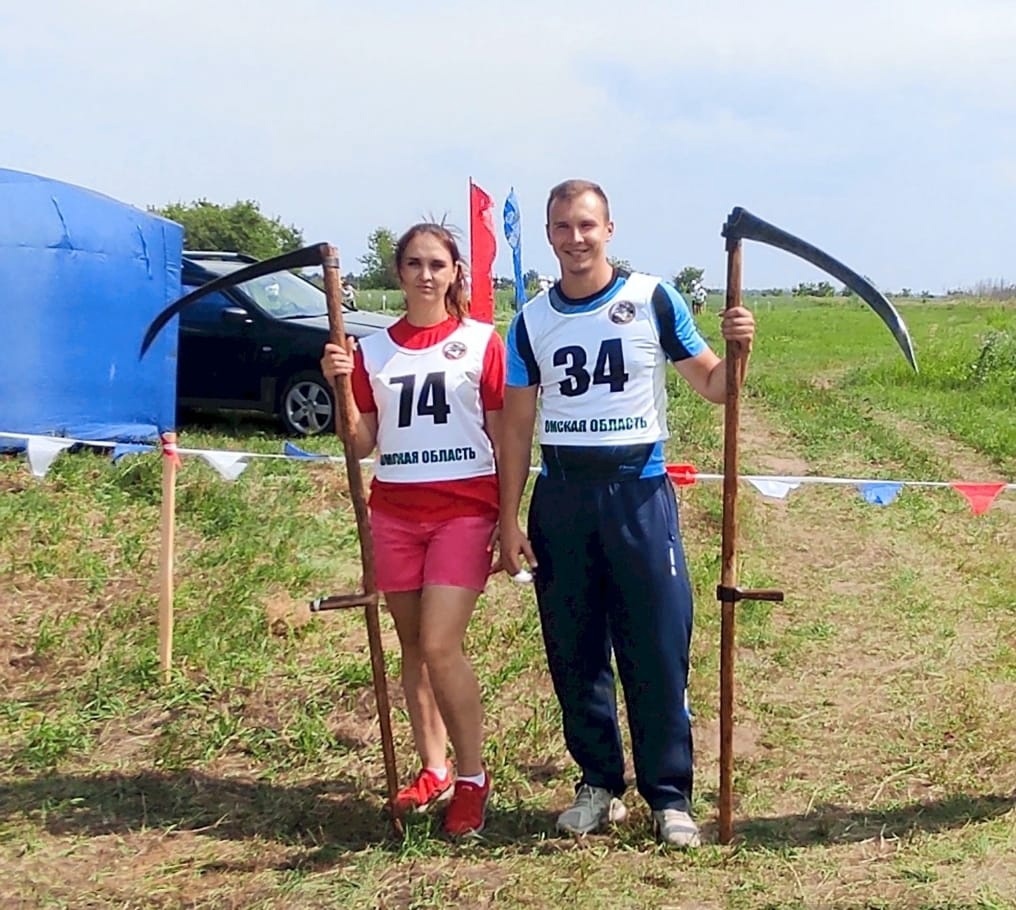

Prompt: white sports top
[358,318,497,482]
[522,273,670,446]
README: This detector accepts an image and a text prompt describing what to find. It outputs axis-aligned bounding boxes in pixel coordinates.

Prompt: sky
[3,0,1015,294]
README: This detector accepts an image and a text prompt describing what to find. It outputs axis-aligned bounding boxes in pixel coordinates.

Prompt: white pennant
[747,477,801,500]
[199,451,249,481]
[27,438,74,478]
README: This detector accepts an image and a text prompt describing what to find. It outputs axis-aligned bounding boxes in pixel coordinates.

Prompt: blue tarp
[0,168,182,444]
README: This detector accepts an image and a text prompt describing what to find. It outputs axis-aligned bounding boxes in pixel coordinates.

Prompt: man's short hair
[546,179,610,223]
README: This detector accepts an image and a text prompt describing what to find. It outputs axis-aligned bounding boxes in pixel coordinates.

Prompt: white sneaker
[556,784,629,835]
[652,808,701,848]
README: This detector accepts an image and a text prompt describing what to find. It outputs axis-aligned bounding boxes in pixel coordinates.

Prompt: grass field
[1,299,1014,909]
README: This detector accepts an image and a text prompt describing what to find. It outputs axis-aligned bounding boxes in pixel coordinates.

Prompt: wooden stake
[158,431,178,684]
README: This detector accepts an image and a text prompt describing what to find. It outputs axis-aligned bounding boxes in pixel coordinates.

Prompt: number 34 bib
[524,273,670,447]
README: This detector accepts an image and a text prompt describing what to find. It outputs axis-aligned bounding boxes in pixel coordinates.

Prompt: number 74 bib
[359,319,497,483]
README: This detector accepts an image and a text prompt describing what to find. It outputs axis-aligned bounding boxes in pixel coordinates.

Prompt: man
[691,283,707,315]
[342,281,358,308]
[498,179,756,848]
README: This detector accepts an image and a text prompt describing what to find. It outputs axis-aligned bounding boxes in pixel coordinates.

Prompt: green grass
[740,299,1016,475]
[1,298,1014,908]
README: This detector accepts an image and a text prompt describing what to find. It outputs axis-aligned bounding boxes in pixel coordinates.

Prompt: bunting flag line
[747,478,802,500]
[858,481,904,506]
[26,437,74,478]
[198,451,249,481]
[503,187,525,311]
[950,482,1007,516]
[283,441,330,460]
[469,179,497,323]
[2,431,1014,515]
[666,463,699,486]
[112,443,156,463]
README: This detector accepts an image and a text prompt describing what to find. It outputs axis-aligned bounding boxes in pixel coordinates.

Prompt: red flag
[666,463,698,486]
[469,180,496,323]
[950,482,1006,515]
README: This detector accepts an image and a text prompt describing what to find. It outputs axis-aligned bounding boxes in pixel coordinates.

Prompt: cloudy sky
[3,0,1015,292]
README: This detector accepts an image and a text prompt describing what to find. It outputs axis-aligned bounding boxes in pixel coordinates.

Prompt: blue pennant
[857,481,903,506]
[111,443,155,463]
[283,441,328,460]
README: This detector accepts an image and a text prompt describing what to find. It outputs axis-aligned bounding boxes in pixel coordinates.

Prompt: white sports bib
[523,273,670,447]
[359,319,496,482]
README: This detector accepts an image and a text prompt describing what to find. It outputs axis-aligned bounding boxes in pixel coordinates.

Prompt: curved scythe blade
[139,243,330,358]
[722,207,918,371]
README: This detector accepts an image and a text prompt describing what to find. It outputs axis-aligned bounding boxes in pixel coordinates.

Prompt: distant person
[250,277,285,314]
[498,179,757,848]
[342,282,358,308]
[320,223,505,837]
[691,284,707,315]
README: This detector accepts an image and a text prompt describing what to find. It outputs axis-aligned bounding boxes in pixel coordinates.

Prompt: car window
[182,259,352,319]
[180,287,243,326]
[237,272,332,319]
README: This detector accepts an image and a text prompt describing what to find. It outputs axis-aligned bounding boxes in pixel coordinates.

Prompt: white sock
[458,771,486,787]
[426,765,449,781]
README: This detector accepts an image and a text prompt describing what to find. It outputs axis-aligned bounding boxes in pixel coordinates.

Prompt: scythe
[715,208,917,844]
[141,244,404,837]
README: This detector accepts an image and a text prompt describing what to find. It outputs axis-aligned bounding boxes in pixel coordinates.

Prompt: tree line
[157,199,936,300]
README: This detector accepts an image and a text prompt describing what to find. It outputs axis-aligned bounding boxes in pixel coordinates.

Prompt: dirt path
[682,400,1016,903]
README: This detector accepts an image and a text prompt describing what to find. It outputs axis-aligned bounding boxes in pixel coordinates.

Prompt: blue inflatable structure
[0,168,182,444]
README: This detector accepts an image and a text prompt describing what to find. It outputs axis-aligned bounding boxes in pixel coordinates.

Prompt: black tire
[279,370,334,436]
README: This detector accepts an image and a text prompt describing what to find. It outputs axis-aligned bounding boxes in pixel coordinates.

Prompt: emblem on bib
[608,300,636,324]
[442,340,467,359]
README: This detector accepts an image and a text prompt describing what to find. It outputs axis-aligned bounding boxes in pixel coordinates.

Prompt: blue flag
[111,443,155,463]
[856,481,904,506]
[283,441,328,460]
[503,188,525,310]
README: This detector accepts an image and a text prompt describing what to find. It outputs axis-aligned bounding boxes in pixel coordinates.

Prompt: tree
[151,199,303,259]
[793,280,834,297]
[523,268,540,297]
[358,227,399,289]
[673,266,705,294]
[608,256,633,272]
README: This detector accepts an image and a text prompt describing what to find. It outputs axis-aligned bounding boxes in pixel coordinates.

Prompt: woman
[321,223,504,837]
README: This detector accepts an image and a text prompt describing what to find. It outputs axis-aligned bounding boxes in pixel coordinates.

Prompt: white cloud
[2,0,1015,288]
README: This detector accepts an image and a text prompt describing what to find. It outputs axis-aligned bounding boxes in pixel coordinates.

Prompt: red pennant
[666,463,698,486]
[950,482,1006,515]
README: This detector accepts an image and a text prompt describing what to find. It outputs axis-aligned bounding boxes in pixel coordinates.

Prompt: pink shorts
[370,511,496,594]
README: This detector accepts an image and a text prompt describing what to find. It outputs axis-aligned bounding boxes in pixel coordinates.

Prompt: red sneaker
[443,774,491,836]
[393,762,454,815]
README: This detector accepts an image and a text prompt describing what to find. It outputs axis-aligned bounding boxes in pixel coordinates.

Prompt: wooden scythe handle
[321,247,403,838]
[718,238,744,845]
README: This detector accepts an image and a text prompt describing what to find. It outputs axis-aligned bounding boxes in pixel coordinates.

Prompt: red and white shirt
[351,316,504,522]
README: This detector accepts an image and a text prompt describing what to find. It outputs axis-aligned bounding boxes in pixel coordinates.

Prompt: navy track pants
[528,472,695,810]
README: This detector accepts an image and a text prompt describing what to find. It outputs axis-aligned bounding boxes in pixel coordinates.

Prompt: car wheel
[280,371,334,436]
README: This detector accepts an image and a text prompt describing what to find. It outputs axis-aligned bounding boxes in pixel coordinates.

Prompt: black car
[177,252,396,435]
